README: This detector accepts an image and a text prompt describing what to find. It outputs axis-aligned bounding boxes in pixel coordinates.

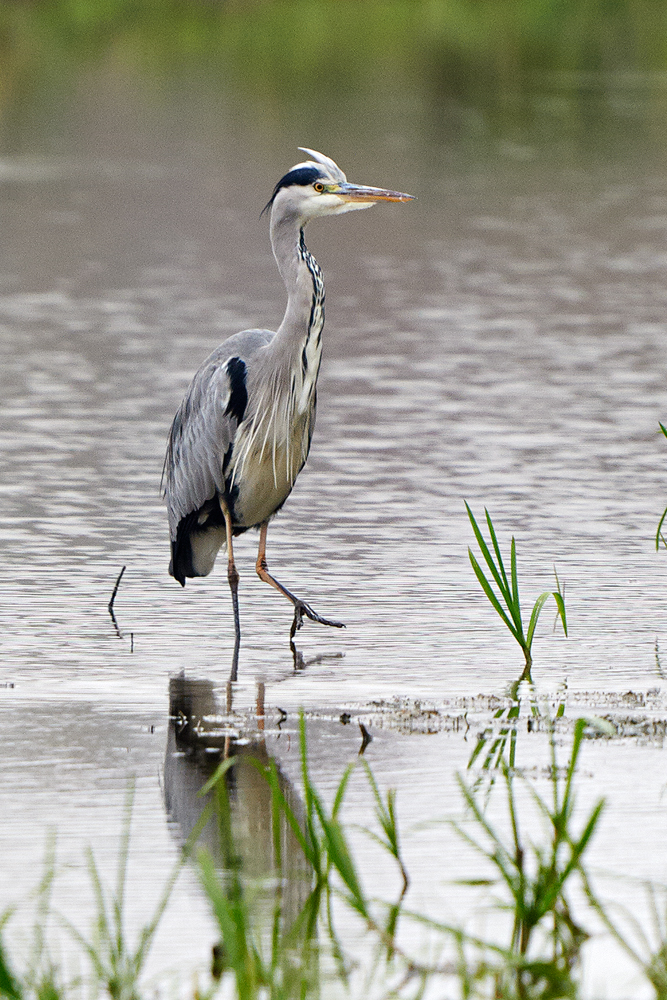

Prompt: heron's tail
[170,503,227,585]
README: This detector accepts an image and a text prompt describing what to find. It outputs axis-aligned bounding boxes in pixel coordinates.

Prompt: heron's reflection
[164,674,311,942]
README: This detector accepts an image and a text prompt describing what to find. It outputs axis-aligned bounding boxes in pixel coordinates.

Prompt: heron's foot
[290,600,345,638]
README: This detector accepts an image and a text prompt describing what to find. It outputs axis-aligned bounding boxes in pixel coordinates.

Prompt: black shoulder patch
[224,356,248,423]
[261,165,323,216]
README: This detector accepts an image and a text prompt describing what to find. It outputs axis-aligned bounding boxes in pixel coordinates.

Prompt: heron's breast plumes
[226,388,315,529]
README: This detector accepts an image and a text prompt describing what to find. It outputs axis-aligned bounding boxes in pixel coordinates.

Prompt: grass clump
[194,715,412,999]
[195,714,608,1000]
[60,790,182,1000]
[0,786,192,1000]
[195,745,326,1000]
[7,715,667,1000]
[466,503,568,677]
[453,718,604,999]
[583,875,667,1000]
[464,505,569,775]
[0,845,63,1000]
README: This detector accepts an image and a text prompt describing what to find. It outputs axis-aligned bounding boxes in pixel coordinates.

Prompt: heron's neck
[270,214,325,383]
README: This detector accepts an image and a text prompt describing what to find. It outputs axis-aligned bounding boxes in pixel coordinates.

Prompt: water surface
[2,51,667,996]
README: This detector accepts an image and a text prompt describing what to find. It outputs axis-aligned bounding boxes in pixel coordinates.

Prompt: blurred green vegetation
[2,0,667,166]
[2,0,667,106]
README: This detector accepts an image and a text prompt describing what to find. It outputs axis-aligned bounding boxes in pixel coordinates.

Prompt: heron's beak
[334,182,415,204]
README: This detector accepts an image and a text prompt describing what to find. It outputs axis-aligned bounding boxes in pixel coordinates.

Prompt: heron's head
[262,148,414,223]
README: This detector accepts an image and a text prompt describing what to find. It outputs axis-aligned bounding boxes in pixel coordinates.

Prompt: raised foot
[290,600,346,638]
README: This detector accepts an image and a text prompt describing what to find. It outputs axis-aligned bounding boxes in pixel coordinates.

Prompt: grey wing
[162,330,273,539]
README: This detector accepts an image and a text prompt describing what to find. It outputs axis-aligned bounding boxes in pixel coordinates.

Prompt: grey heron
[162,149,413,670]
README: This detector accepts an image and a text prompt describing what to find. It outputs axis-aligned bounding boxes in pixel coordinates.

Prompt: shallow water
[2,60,667,995]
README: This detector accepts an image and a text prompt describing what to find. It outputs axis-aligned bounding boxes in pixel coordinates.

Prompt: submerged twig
[359,722,373,755]
[108,566,126,639]
[108,566,126,614]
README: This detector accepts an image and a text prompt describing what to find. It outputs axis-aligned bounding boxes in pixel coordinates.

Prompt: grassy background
[2,0,667,141]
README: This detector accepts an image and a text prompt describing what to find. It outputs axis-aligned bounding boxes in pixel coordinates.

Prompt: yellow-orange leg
[220,497,241,680]
[255,521,345,638]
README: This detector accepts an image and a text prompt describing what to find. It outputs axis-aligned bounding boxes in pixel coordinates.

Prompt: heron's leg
[220,497,241,680]
[255,521,345,636]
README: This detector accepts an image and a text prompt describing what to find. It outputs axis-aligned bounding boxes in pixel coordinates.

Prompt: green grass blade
[657,507,667,551]
[510,537,520,614]
[361,759,384,816]
[133,857,182,971]
[264,767,313,864]
[564,799,605,877]
[312,798,368,919]
[332,763,355,820]
[84,848,113,960]
[240,754,314,868]
[196,850,247,973]
[199,756,237,795]
[384,788,401,859]
[467,505,529,648]
[267,759,285,869]
[525,592,552,650]
[0,937,23,1000]
[241,755,313,866]
[552,590,568,636]
[561,718,586,822]
[57,916,106,980]
[485,507,512,597]
[454,776,515,876]
[298,714,325,875]
[466,503,513,603]
[469,550,521,641]
[360,762,400,858]
[508,725,517,769]
[113,784,135,962]
[467,731,493,769]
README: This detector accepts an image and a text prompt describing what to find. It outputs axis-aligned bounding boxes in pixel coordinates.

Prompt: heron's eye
[314,182,325,193]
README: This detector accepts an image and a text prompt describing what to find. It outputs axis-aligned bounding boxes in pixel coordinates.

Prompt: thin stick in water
[108,565,126,614]
[359,722,372,755]
[108,565,126,639]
